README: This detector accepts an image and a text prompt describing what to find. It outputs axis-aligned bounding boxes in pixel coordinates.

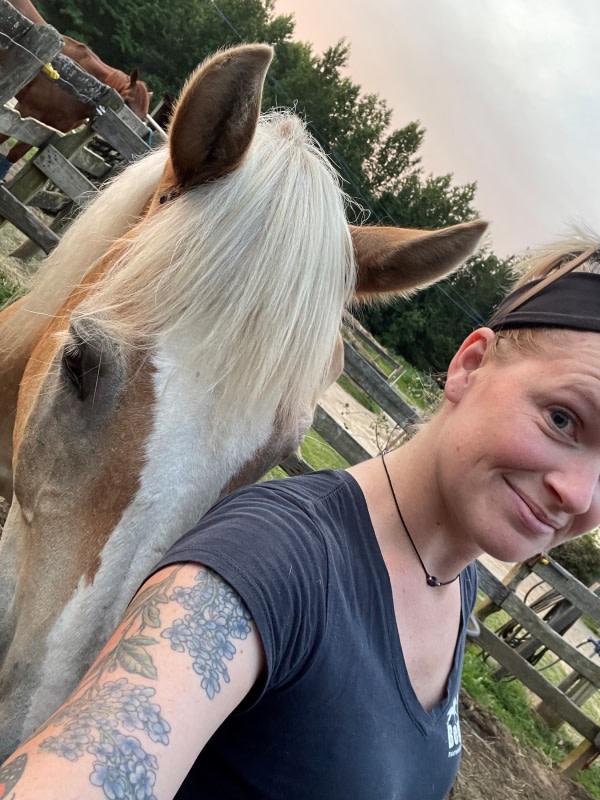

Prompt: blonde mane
[12,110,355,423]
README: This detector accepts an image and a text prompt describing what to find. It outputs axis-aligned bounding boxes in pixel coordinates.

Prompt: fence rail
[0,0,156,252]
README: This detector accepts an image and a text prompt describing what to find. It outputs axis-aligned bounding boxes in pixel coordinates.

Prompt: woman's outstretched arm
[0,562,265,799]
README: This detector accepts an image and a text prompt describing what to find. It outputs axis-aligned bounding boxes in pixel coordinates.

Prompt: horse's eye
[62,340,85,399]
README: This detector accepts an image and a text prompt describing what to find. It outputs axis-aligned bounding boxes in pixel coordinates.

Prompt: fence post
[475,561,532,622]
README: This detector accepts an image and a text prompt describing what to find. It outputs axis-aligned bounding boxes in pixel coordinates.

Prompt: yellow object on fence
[41,63,60,80]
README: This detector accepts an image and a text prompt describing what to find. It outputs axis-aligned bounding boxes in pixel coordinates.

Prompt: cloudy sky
[276,0,599,258]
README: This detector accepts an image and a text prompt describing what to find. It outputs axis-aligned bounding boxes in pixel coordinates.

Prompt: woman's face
[440,328,600,563]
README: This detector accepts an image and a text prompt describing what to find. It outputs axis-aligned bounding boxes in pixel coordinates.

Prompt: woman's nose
[544,457,600,516]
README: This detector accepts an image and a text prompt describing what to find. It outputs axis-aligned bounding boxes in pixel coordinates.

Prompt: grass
[462,647,575,760]
[336,373,381,414]
[463,621,600,797]
[583,615,600,636]
[0,271,23,307]
[394,358,442,411]
[261,428,349,484]
[300,428,349,470]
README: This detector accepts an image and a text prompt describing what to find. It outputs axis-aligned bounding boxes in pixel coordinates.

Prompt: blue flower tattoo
[162,569,252,699]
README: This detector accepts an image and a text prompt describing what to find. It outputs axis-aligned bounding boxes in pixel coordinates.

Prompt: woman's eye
[549,409,574,433]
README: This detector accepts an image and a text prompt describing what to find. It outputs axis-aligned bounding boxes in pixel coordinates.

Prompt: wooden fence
[0,0,163,254]
[475,557,600,775]
[2,0,600,780]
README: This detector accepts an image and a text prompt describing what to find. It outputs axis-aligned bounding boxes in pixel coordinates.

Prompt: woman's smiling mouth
[504,480,563,538]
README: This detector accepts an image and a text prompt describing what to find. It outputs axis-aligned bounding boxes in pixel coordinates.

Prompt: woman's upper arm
[1,562,265,799]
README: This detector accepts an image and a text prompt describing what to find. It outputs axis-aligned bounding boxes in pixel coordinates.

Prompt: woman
[3,238,600,798]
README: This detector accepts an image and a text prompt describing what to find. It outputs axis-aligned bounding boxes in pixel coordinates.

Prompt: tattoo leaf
[37,571,182,800]
[116,640,158,679]
[127,635,158,647]
[143,602,162,628]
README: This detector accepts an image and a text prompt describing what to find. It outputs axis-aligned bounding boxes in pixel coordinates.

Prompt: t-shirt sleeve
[151,484,329,704]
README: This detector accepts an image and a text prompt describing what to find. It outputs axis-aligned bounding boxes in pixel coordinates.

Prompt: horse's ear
[351,220,488,303]
[129,67,139,85]
[167,44,273,189]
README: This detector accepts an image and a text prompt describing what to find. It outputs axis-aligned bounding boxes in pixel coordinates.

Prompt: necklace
[380,452,459,588]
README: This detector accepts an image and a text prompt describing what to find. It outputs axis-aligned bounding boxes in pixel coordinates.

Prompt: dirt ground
[0,228,596,800]
[449,690,592,799]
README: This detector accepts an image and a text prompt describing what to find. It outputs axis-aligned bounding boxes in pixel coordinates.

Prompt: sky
[275,0,600,258]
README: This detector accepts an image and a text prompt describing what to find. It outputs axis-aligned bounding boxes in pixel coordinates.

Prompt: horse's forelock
[0,149,167,358]
[76,111,355,424]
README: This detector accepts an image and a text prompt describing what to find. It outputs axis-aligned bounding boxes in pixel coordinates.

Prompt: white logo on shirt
[446,695,462,757]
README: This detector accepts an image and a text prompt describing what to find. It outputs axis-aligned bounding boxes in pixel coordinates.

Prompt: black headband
[488,272,600,333]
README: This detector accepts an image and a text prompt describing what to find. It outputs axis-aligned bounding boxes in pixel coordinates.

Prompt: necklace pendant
[426,575,441,588]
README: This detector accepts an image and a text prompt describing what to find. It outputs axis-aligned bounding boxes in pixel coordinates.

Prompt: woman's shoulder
[252,468,361,506]
[157,470,364,566]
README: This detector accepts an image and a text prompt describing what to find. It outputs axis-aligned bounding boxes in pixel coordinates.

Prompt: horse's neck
[11,0,46,25]
[61,36,127,91]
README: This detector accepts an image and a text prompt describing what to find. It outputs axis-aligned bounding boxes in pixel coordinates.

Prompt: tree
[36,0,294,98]
[551,533,600,587]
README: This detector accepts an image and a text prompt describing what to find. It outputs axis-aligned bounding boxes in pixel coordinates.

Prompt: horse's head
[123,67,152,119]
[0,43,486,757]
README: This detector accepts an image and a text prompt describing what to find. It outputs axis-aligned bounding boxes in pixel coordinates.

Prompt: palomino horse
[0,0,152,174]
[0,44,487,758]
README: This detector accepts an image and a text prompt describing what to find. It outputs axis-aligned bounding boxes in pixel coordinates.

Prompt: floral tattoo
[161,572,252,699]
[29,566,252,800]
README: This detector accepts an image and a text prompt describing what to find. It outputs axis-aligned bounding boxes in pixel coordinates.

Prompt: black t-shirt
[153,470,478,799]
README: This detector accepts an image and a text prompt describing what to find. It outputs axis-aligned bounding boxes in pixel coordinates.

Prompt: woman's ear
[444,327,496,403]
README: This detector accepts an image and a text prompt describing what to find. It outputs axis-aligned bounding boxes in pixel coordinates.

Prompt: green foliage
[462,648,574,761]
[0,272,23,308]
[37,0,294,98]
[577,763,600,799]
[550,532,600,587]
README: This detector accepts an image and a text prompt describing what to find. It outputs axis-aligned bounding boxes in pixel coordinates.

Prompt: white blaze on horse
[0,44,487,758]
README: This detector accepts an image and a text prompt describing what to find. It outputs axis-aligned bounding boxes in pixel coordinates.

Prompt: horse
[0,0,152,174]
[0,43,487,759]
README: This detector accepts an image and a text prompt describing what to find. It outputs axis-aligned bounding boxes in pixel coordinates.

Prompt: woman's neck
[348,428,483,582]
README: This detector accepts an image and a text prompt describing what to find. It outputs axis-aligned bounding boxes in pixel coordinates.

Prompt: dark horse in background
[0,0,152,177]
